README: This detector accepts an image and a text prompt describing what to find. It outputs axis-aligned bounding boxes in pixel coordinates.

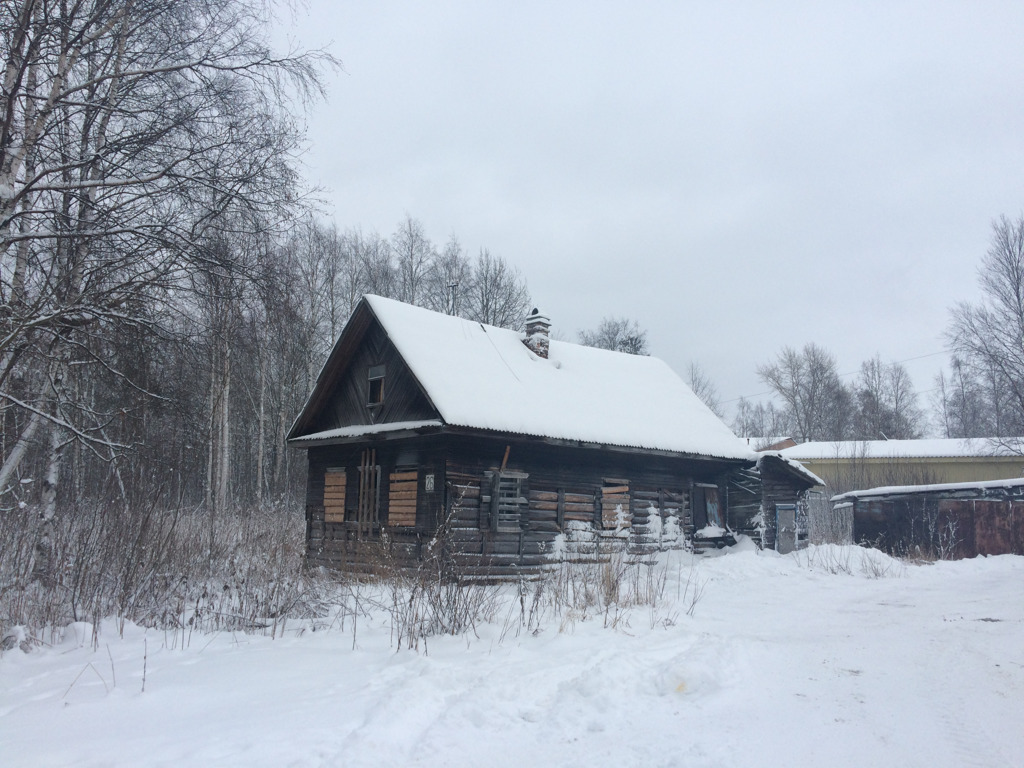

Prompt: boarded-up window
[562,491,594,524]
[324,467,346,523]
[486,471,528,533]
[388,468,418,527]
[601,479,631,529]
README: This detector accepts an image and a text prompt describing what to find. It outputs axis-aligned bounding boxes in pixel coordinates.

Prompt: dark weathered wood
[529,489,559,502]
[300,414,811,574]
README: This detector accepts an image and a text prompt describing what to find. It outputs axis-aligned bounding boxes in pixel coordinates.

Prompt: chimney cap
[525,308,550,325]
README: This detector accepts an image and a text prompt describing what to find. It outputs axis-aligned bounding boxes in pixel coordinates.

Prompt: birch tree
[0,0,331,493]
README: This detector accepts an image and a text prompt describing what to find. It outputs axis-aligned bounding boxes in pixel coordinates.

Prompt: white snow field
[2,546,1022,768]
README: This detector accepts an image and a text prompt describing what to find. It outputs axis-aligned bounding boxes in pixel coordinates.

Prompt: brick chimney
[523,308,551,359]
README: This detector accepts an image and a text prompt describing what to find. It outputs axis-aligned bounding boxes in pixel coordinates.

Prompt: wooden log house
[288,296,818,576]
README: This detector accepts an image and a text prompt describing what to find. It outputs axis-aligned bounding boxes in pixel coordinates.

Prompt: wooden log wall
[436,436,709,576]
[302,434,752,576]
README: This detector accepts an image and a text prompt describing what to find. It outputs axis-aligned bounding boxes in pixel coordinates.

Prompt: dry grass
[0,501,332,649]
[2,503,707,654]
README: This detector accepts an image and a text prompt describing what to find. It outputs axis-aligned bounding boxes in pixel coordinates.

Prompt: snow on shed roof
[757,452,825,487]
[778,438,1021,461]
[832,476,1024,502]
[357,295,752,460]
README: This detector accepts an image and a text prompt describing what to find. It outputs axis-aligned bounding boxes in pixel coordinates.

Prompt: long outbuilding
[778,438,1024,493]
[832,478,1024,558]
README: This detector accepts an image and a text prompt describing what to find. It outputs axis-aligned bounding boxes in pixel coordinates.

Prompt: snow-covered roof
[306,295,752,460]
[778,438,1021,460]
[757,452,825,486]
[832,476,1024,502]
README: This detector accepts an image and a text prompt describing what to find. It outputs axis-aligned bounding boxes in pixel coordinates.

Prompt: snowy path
[2,549,1022,767]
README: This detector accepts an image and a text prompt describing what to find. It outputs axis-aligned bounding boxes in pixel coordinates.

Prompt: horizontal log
[390,471,417,482]
[530,522,561,534]
[388,515,416,527]
[603,485,629,495]
[564,493,593,504]
[530,500,558,512]
[389,490,418,501]
[529,490,559,502]
[564,511,595,522]
[527,509,557,520]
[565,502,594,514]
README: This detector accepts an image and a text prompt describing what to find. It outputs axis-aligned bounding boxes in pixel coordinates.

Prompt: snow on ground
[2,547,1022,768]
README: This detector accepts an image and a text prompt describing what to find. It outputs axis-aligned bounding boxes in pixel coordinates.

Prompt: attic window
[368,365,385,406]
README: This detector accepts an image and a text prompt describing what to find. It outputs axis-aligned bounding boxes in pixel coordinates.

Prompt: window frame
[367,364,385,407]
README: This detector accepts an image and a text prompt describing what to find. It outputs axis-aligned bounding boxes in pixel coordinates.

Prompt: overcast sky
[280,2,1024,426]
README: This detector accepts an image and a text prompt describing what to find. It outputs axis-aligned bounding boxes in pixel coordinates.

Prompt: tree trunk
[31,357,68,587]
[0,410,42,496]
[216,343,231,515]
[31,420,64,587]
[255,348,266,503]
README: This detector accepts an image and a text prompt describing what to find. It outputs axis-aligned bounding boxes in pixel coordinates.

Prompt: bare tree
[391,216,435,305]
[947,214,1024,447]
[757,344,853,441]
[731,397,792,440]
[464,248,531,329]
[854,355,922,439]
[686,362,723,417]
[357,231,396,299]
[578,317,649,355]
[425,235,472,315]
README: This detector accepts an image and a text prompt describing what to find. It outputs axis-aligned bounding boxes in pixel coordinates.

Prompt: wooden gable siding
[309,319,438,435]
